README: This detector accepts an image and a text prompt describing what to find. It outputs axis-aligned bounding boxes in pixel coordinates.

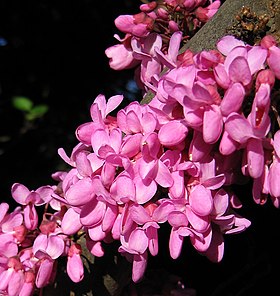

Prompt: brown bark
[183,0,280,53]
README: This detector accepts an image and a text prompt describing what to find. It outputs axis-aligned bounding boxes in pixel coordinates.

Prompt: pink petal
[46,236,65,259]
[267,45,280,79]
[212,189,229,216]
[129,229,148,254]
[75,151,93,177]
[23,204,38,230]
[126,110,142,133]
[269,160,280,198]
[61,208,82,235]
[8,271,24,296]
[110,174,136,203]
[217,35,245,56]
[192,82,213,104]
[0,269,12,291]
[158,120,188,146]
[86,240,104,257]
[169,170,185,199]
[225,113,253,143]
[76,122,98,145]
[219,130,239,155]
[105,43,137,70]
[247,138,264,179]
[80,199,105,227]
[134,177,157,204]
[102,205,118,232]
[91,129,110,154]
[204,229,224,262]
[220,82,245,116]
[147,226,158,256]
[0,202,9,223]
[228,56,252,85]
[138,159,158,183]
[169,228,183,259]
[203,105,223,144]
[202,174,225,190]
[155,161,173,188]
[106,95,123,116]
[189,130,213,161]
[121,134,142,158]
[132,252,148,283]
[35,186,53,205]
[88,223,106,241]
[189,185,213,216]
[168,211,188,227]
[67,254,84,283]
[35,258,54,288]
[186,206,209,232]
[130,204,151,225]
[190,227,212,252]
[153,200,175,223]
[11,183,30,205]
[141,133,161,160]
[141,112,157,134]
[213,63,230,89]
[65,177,95,206]
[247,46,267,74]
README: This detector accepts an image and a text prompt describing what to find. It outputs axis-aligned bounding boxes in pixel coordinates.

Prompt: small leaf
[26,105,49,120]
[12,96,33,111]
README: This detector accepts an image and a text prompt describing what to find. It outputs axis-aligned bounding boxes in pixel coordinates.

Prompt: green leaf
[26,104,49,120]
[12,96,33,111]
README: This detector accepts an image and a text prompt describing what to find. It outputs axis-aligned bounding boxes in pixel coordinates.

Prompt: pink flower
[11,183,53,230]
[215,35,267,89]
[130,202,174,256]
[114,12,154,38]
[0,257,24,296]
[195,1,221,22]
[33,221,65,260]
[105,34,140,70]
[67,244,84,283]
[224,83,271,179]
[268,130,280,207]
[35,253,55,289]
[19,271,35,296]
[261,35,280,79]
[119,225,149,283]
[76,94,123,145]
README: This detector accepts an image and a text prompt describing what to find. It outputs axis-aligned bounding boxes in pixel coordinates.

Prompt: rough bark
[184,0,280,52]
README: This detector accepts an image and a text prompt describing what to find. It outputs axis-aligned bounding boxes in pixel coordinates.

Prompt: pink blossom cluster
[0,185,84,296]
[2,1,280,295]
[105,0,221,88]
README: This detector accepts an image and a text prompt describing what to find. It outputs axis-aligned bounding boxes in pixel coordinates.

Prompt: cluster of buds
[105,0,221,88]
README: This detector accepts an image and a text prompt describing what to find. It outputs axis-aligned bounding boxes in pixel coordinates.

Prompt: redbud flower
[67,243,84,283]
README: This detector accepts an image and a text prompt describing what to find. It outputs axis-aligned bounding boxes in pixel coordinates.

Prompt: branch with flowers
[1,0,280,295]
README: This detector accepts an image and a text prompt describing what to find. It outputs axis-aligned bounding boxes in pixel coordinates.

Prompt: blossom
[67,244,84,283]
[11,183,53,230]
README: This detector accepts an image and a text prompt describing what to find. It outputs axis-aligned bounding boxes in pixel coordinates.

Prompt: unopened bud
[256,69,275,90]
[140,1,157,12]
[261,35,277,49]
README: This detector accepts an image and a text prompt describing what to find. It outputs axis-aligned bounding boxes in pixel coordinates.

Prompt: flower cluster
[105,0,221,89]
[1,1,280,295]
[0,185,84,296]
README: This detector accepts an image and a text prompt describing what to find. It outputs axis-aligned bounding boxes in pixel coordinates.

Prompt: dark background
[0,1,279,295]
